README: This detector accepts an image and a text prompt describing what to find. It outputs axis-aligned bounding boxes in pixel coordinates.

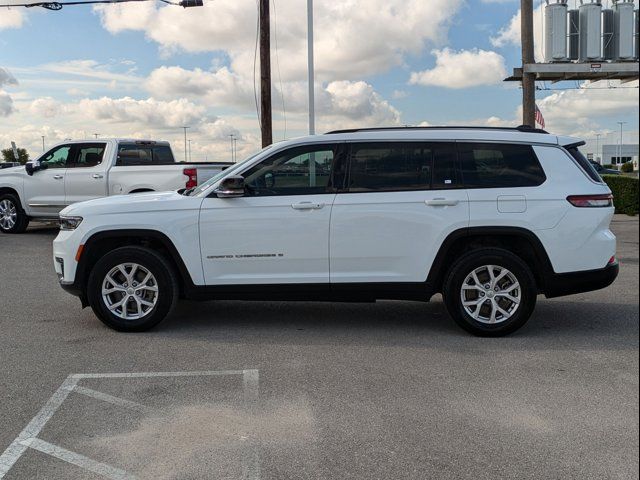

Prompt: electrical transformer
[579,0,602,61]
[613,0,635,61]
[545,0,569,62]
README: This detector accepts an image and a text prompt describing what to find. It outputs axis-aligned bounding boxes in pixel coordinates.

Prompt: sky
[1,0,638,162]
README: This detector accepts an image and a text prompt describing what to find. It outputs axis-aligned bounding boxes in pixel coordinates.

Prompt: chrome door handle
[53,174,64,180]
[426,198,459,207]
[92,174,104,179]
[291,202,325,210]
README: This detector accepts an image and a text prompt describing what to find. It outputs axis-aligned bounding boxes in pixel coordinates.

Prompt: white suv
[53,127,618,336]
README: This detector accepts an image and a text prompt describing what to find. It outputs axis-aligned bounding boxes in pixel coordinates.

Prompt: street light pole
[229,134,235,162]
[307,0,315,135]
[595,133,601,164]
[41,136,45,152]
[181,126,189,163]
[188,139,192,162]
[617,122,626,166]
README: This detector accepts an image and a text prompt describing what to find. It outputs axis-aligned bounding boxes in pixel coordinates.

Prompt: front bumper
[544,261,619,298]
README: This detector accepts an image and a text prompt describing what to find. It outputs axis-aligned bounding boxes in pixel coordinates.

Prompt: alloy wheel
[460,264,521,324]
[101,263,159,320]
[0,199,17,231]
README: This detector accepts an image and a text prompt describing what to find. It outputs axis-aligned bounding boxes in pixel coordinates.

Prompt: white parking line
[19,438,136,480]
[67,386,152,414]
[0,375,79,478]
[0,370,260,480]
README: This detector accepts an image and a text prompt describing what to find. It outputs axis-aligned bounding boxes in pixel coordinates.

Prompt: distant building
[600,144,639,170]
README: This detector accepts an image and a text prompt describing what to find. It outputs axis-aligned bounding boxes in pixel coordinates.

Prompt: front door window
[242,146,335,196]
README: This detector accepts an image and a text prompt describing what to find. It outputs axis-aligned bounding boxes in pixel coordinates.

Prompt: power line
[2,0,201,9]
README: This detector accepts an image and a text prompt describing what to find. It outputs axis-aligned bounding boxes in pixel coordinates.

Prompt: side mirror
[213,175,245,198]
[25,160,38,176]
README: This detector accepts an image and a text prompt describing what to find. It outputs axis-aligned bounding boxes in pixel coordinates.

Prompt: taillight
[566,194,613,208]
[183,168,197,189]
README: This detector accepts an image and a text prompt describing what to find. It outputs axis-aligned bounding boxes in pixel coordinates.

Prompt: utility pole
[307,0,315,135]
[93,133,99,139]
[595,133,602,164]
[259,0,273,147]
[41,136,45,152]
[181,126,189,163]
[520,0,536,127]
[188,139,192,162]
[233,137,238,162]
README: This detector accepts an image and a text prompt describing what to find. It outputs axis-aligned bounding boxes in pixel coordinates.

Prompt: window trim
[341,141,461,194]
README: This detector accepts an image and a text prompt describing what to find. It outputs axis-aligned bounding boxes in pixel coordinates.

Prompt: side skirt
[183,282,434,303]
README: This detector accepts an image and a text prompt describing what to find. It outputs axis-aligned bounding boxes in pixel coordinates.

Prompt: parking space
[0,217,638,479]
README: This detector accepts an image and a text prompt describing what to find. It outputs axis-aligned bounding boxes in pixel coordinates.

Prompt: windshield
[188,145,274,197]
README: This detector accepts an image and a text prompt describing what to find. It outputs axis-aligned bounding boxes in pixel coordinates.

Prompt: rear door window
[458,143,546,188]
[346,142,459,192]
[72,143,106,168]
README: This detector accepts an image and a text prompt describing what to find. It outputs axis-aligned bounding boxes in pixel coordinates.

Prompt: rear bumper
[544,261,619,298]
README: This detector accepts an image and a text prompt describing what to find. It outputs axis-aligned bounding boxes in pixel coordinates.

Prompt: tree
[1,147,29,165]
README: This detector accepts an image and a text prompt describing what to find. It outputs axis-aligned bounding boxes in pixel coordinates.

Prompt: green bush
[621,162,634,173]
[603,164,614,169]
[602,175,639,216]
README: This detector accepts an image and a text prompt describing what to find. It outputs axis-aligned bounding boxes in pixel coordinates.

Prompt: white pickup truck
[0,139,231,233]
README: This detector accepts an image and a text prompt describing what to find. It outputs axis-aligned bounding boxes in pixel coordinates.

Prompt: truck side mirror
[25,160,45,175]
[25,161,35,176]
[213,176,245,198]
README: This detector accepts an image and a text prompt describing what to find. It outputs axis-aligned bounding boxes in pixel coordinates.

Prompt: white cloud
[0,91,14,117]
[490,3,545,61]
[77,96,207,129]
[0,67,18,117]
[536,81,640,132]
[29,97,62,118]
[145,66,253,108]
[409,48,507,89]
[0,8,24,30]
[0,67,18,87]
[94,0,464,81]
[435,81,640,136]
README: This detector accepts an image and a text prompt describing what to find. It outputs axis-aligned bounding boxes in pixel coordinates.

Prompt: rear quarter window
[459,143,546,188]
[566,146,603,183]
[116,144,175,166]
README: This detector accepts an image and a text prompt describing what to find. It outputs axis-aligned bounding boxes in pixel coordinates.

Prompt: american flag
[535,104,545,129]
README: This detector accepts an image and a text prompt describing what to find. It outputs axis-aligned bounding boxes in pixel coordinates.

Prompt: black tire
[442,248,537,337]
[0,193,29,234]
[87,246,179,332]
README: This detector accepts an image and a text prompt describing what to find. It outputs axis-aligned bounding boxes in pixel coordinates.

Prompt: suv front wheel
[87,246,179,331]
[443,248,537,336]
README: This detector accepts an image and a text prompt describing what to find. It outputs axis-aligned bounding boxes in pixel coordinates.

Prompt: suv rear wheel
[442,248,537,336]
[0,193,29,234]
[87,246,178,331]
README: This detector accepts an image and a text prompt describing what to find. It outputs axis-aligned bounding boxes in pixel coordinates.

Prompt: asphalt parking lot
[0,216,638,480]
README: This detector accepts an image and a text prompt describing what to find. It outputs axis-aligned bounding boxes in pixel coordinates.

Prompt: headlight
[59,216,83,231]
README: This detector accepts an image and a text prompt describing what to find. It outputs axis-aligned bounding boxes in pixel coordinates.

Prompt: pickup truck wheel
[87,246,178,332]
[0,193,29,234]
[442,248,537,337]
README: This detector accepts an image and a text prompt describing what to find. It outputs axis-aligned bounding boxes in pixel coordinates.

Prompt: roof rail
[325,125,549,135]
